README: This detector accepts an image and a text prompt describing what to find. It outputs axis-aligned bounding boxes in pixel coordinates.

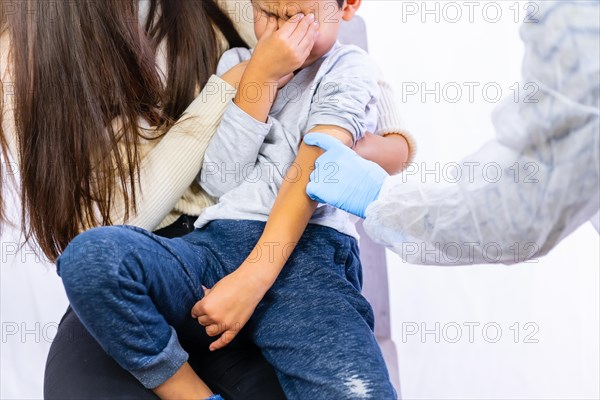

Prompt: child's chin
[300,60,316,69]
[302,52,325,68]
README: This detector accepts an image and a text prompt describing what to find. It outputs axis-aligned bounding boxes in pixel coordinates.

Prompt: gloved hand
[304,132,389,218]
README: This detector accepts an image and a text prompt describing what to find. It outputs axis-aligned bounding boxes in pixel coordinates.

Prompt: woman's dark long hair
[0,0,247,261]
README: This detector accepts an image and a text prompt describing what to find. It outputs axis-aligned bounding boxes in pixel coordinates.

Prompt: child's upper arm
[306,125,353,147]
[305,46,381,146]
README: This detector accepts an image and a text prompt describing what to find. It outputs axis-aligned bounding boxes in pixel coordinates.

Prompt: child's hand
[190,265,269,351]
[220,60,249,87]
[247,13,319,86]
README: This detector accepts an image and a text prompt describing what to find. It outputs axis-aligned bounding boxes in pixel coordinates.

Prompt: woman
[2,0,284,397]
[0,0,411,398]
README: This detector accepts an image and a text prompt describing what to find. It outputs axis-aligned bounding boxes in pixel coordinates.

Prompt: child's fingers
[290,13,316,46]
[191,285,213,318]
[196,314,213,326]
[190,300,204,318]
[298,21,319,55]
[209,329,238,351]
[205,324,222,337]
[277,12,305,37]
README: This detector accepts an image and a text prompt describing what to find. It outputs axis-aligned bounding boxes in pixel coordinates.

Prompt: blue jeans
[58,220,397,399]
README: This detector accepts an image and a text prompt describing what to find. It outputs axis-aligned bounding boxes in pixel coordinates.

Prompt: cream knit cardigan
[0,0,414,233]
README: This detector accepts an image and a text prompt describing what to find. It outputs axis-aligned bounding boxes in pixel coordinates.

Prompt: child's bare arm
[240,125,351,283]
[192,19,379,351]
[191,125,350,351]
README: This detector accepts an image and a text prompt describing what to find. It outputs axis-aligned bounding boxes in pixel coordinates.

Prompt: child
[195,0,399,397]
[58,0,404,398]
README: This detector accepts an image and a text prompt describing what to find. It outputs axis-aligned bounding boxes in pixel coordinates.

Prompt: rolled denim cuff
[129,327,189,389]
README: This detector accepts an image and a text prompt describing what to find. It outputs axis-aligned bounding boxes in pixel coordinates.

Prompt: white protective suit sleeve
[363,1,600,265]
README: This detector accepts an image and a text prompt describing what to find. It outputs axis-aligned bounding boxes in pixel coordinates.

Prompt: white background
[1,1,599,399]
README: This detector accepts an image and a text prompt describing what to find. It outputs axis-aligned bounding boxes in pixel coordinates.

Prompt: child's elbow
[198,168,225,199]
[385,134,411,174]
[354,132,411,175]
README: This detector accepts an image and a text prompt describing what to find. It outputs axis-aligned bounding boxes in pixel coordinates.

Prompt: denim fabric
[58,220,396,398]
[45,214,285,400]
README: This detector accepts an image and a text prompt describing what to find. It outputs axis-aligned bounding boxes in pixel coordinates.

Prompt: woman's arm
[109,75,236,230]
[353,79,417,175]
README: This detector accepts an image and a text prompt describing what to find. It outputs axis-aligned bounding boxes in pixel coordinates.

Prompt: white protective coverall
[363,1,600,265]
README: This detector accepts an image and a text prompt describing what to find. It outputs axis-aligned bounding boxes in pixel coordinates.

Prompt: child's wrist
[244,61,286,86]
[236,66,278,98]
[233,70,279,122]
[237,259,277,292]
[239,249,286,290]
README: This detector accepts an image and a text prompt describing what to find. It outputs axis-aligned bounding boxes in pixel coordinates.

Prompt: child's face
[252,0,359,67]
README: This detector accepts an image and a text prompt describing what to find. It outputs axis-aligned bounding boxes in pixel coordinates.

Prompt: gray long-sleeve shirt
[196,42,380,238]
[364,1,600,265]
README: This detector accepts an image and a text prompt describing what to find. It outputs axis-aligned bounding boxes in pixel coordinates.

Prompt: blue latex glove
[304,132,389,218]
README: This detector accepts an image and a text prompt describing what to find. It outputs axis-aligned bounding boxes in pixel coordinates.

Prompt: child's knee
[57,226,138,293]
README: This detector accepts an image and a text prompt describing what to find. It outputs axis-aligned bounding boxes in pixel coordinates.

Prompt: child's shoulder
[319,43,380,80]
[327,42,369,59]
[217,47,253,76]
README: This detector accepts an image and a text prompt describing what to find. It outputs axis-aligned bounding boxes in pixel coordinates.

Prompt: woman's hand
[247,13,319,86]
[191,264,269,351]
[304,132,389,218]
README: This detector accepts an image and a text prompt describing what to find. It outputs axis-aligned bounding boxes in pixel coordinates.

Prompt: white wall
[359,1,600,399]
[1,176,68,399]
